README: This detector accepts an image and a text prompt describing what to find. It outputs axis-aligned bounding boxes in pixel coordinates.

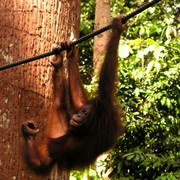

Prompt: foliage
[105,0,180,179]
[70,168,101,180]
[71,0,180,179]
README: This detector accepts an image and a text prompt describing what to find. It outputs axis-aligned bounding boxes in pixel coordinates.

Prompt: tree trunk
[93,0,111,74]
[0,0,80,179]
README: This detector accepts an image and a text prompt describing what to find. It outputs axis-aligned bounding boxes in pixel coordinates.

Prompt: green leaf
[166,98,172,109]
[161,97,166,106]
[129,38,142,46]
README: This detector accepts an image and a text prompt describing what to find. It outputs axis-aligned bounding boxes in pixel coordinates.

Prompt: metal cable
[0,0,161,71]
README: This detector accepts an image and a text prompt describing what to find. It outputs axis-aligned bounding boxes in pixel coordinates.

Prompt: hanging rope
[0,0,161,71]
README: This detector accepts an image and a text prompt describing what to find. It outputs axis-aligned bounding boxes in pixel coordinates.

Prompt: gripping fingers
[50,48,63,68]
[60,41,75,58]
[112,15,128,32]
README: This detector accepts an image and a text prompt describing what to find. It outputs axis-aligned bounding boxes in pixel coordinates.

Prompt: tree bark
[93,0,111,74]
[0,0,80,179]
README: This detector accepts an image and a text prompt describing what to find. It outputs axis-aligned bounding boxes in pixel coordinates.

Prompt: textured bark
[93,0,111,74]
[0,0,80,179]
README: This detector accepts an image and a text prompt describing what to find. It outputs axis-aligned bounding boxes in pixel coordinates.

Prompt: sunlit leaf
[144,45,156,55]
[166,26,177,40]
[137,50,144,58]
[119,44,131,58]
[154,62,161,73]
[149,7,155,14]
[147,61,154,73]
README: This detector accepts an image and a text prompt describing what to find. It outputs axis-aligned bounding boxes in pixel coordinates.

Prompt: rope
[0,0,161,71]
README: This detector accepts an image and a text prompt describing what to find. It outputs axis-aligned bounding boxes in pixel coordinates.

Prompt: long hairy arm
[98,15,127,102]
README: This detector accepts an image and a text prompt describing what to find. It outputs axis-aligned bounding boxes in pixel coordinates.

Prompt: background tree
[0,0,80,179]
[93,0,111,74]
